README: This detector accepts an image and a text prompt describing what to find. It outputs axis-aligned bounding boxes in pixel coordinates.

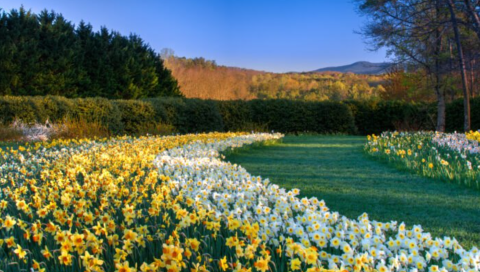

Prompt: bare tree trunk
[434,60,446,132]
[470,58,476,98]
[436,86,447,132]
[449,39,456,101]
[447,0,471,131]
[464,0,480,41]
[435,0,447,132]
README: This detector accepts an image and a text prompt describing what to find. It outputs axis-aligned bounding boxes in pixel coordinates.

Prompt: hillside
[313,61,393,74]
[164,56,387,101]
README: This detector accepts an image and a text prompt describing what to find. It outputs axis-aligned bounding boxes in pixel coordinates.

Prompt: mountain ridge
[311,61,392,75]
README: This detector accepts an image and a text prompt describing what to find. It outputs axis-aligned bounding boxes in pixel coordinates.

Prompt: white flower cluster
[432,132,480,155]
[155,133,480,271]
[9,119,64,142]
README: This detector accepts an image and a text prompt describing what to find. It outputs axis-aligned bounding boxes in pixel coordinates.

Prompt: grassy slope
[225,135,480,249]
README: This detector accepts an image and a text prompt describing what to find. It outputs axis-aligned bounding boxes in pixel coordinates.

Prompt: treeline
[381,66,479,102]
[164,56,260,100]
[250,72,386,101]
[164,55,387,101]
[0,7,182,99]
[2,95,479,136]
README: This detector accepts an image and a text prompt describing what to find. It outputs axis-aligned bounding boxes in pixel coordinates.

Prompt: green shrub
[143,97,170,123]
[446,97,480,132]
[471,98,480,131]
[248,99,356,134]
[146,98,224,133]
[345,100,434,135]
[69,97,123,134]
[145,97,187,131]
[183,99,224,133]
[114,100,156,134]
[41,96,76,123]
[0,96,78,124]
[0,96,37,124]
[4,95,474,136]
[217,100,253,132]
[313,102,357,134]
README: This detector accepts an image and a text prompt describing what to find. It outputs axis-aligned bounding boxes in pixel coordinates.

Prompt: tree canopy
[356,0,480,131]
[0,7,182,99]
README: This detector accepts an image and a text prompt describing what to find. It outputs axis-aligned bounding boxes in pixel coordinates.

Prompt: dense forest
[164,55,389,101]
[0,7,182,99]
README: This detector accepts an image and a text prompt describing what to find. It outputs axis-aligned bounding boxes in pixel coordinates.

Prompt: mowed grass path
[225,135,480,249]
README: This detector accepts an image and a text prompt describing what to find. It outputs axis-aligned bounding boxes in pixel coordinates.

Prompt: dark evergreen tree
[0,7,183,98]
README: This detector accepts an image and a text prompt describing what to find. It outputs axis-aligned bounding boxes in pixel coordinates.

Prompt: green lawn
[225,135,480,249]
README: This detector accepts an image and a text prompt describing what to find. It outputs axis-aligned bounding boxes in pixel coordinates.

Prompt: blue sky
[1,0,389,73]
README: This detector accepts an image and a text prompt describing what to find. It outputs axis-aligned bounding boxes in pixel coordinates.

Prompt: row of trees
[164,54,387,101]
[250,72,386,101]
[357,0,480,131]
[164,55,261,100]
[0,7,182,99]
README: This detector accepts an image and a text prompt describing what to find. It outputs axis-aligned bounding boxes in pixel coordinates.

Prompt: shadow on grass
[225,135,480,248]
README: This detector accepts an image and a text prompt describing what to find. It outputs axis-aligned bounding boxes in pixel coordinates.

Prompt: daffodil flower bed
[0,132,479,272]
[365,131,480,189]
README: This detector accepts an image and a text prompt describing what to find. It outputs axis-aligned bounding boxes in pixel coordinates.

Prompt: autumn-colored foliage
[165,56,387,101]
[164,57,260,100]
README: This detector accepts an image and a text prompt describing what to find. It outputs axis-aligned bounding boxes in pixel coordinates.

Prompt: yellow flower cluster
[466,130,480,143]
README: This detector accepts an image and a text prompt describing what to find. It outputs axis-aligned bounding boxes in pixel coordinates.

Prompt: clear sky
[1,0,389,73]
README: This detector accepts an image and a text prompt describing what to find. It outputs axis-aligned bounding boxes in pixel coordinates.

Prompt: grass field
[225,135,480,249]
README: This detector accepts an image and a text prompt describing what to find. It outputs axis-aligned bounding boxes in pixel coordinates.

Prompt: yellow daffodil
[291,258,302,270]
[14,244,27,259]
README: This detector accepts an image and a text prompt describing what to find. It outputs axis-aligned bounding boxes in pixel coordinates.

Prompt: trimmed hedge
[114,100,155,134]
[0,95,477,136]
[144,98,224,133]
[219,100,356,134]
[345,100,436,135]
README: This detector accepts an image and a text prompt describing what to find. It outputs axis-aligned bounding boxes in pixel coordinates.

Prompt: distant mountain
[312,61,392,75]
